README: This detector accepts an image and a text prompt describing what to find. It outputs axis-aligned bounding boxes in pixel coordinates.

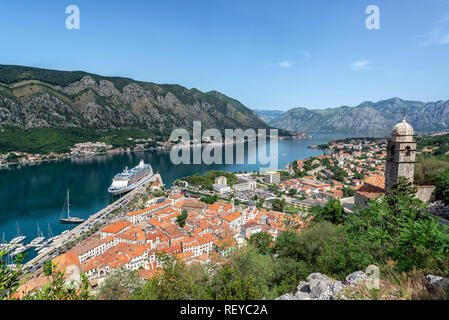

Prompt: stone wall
[416,186,436,203]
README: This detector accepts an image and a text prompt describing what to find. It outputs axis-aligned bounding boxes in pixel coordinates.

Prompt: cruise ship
[108,159,153,195]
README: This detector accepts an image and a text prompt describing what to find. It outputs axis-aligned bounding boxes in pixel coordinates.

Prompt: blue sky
[1,0,448,110]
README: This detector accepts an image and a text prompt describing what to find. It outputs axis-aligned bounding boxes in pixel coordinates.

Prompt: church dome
[392,118,414,136]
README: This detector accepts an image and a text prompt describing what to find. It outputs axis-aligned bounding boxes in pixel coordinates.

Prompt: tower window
[405,146,412,156]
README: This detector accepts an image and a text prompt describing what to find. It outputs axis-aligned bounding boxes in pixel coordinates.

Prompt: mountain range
[256,98,449,135]
[0,65,273,136]
[1,65,448,138]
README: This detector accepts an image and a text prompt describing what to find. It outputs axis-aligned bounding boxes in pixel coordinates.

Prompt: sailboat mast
[67,189,70,219]
[16,222,21,237]
[37,223,42,237]
[48,223,53,238]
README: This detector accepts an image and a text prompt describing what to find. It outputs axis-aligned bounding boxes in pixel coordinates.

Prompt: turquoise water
[0,133,354,261]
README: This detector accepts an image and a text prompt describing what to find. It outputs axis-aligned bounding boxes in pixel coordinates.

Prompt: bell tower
[385,112,416,192]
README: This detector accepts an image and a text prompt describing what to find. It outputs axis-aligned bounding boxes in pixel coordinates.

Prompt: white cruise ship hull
[108,172,153,195]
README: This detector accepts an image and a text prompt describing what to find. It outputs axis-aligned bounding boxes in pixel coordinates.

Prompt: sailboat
[9,222,26,244]
[10,244,29,257]
[30,223,45,246]
[59,189,85,224]
[36,223,55,251]
[46,223,58,242]
[0,232,12,253]
[47,223,54,238]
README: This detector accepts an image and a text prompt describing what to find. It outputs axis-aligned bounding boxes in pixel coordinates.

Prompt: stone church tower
[385,116,416,192]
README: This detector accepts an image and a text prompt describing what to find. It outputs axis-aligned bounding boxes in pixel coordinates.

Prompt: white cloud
[350,60,373,71]
[270,50,312,69]
[280,61,292,68]
[276,50,310,69]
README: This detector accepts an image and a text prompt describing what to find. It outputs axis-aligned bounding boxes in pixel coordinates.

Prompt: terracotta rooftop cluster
[41,193,308,288]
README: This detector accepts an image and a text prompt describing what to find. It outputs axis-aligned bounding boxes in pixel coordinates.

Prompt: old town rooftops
[101,221,131,234]
[222,212,242,222]
[125,200,172,216]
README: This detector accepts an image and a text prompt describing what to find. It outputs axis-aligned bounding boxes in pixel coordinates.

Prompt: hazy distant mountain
[253,109,285,124]
[256,98,449,134]
[0,65,273,134]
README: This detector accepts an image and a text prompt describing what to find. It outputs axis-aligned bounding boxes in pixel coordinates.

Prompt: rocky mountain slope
[0,65,271,135]
[253,109,285,124]
[257,98,449,134]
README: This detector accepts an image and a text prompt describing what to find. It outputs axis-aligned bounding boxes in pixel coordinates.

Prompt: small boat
[59,189,85,224]
[0,232,7,248]
[0,233,15,253]
[29,223,45,246]
[11,244,29,256]
[37,246,50,255]
[10,222,26,244]
[48,235,59,243]
[45,224,59,243]
[34,244,45,251]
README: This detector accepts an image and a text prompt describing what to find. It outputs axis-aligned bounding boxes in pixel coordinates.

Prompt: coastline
[0,133,310,169]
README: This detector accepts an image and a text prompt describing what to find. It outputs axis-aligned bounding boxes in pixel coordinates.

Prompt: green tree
[295,170,307,178]
[431,171,449,205]
[211,263,259,300]
[414,156,449,185]
[386,176,418,213]
[273,230,302,259]
[342,187,355,197]
[24,268,91,300]
[176,210,189,228]
[272,198,286,212]
[248,232,272,255]
[343,179,449,275]
[329,166,348,182]
[228,248,277,299]
[43,260,52,276]
[280,171,291,181]
[312,199,344,225]
[97,268,143,300]
[200,195,218,205]
[0,250,24,300]
[135,254,212,300]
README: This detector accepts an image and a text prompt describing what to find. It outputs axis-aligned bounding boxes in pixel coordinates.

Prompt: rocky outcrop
[344,271,368,287]
[427,201,449,221]
[426,275,449,293]
[276,272,358,300]
[276,271,449,300]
